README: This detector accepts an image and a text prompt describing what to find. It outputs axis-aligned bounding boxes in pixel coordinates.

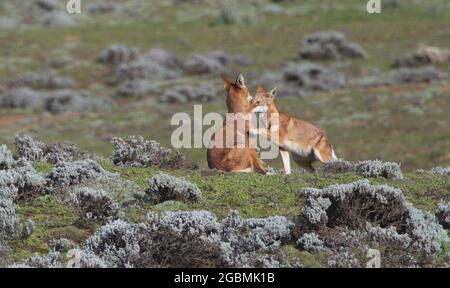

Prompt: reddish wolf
[206,74,267,173]
[248,86,337,174]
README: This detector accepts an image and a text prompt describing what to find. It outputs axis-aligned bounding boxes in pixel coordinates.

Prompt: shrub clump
[97,44,139,66]
[14,135,45,162]
[11,250,62,268]
[141,49,182,70]
[69,187,119,222]
[0,145,15,170]
[0,159,46,200]
[116,79,156,98]
[435,201,450,230]
[71,210,294,268]
[48,238,76,252]
[416,166,450,176]
[12,71,74,89]
[15,135,89,164]
[389,67,441,84]
[44,90,113,114]
[355,159,403,180]
[283,62,345,92]
[297,232,327,253]
[83,219,151,268]
[296,180,449,267]
[111,135,196,169]
[146,172,202,202]
[0,87,44,109]
[318,158,403,180]
[392,46,450,68]
[299,31,367,60]
[46,159,110,192]
[114,58,178,82]
[182,50,250,75]
[317,159,355,174]
[159,83,220,104]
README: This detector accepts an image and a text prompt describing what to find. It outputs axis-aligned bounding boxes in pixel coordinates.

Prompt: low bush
[111,135,196,169]
[69,187,119,222]
[296,180,449,267]
[15,134,89,164]
[97,44,139,66]
[116,79,156,98]
[0,87,44,109]
[283,62,345,92]
[159,83,219,103]
[146,172,202,202]
[46,159,110,192]
[355,160,403,179]
[12,71,74,89]
[416,166,450,176]
[435,201,450,229]
[44,90,113,114]
[299,31,367,60]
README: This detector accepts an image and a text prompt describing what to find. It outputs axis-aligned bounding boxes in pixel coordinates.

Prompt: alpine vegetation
[15,135,89,164]
[111,135,194,169]
[114,58,179,82]
[0,159,46,200]
[14,135,45,162]
[97,44,139,66]
[355,160,403,179]
[317,158,355,174]
[82,219,151,268]
[11,250,63,268]
[283,62,345,93]
[318,158,403,179]
[182,50,250,75]
[389,67,441,84]
[435,201,450,229]
[48,238,77,252]
[416,166,450,176]
[69,187,119,222]
[299,31,367,60]
[46,159,110,192]
[44,90,113,114]
[296,180,449,267]
[297,232,327,253]
[159,83,220,104]
[12,71,74,89]
[0,87,44,109]
[67,210,295,268]
[146,172,202,202]
[0,145,15,170]
[116,79,156,98]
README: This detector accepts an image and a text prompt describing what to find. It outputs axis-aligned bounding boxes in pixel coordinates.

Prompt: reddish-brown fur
[206,75,267,173]
[248,86,336,173]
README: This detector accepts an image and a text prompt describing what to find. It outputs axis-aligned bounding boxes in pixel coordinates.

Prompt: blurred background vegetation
[0,0,449,171]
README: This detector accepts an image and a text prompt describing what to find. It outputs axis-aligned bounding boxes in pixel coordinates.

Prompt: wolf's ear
[268,87,277,99]
[256,85,266,94]
[221,74,232,90]
[235,73,246,89]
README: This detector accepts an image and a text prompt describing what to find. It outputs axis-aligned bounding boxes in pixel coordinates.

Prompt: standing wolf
[249,86,337,174]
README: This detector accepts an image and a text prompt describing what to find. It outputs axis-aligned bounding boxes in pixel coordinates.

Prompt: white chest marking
[283,140,312,157]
